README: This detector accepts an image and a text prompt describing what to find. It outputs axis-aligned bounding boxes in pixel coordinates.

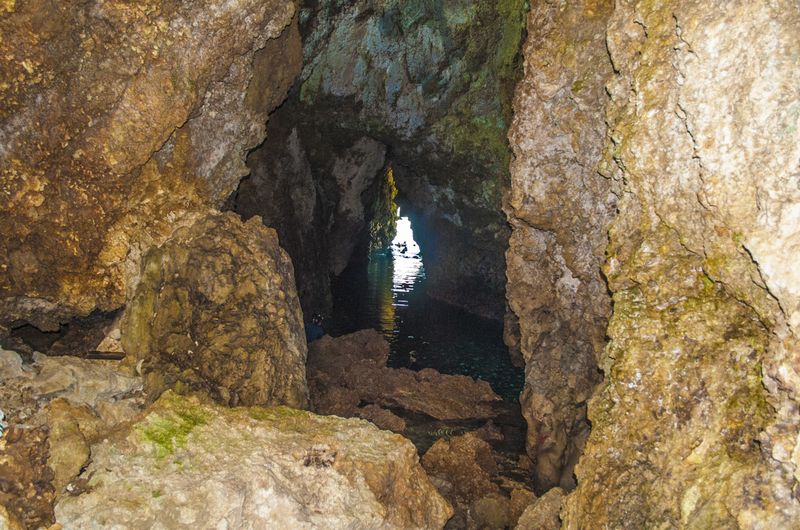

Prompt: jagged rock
[558,0,800,527]
[356,404,407,433]
[509,488,538,527]
[121,211,308,409]
[422,433,500,505]
[515,488,564,530]
[504,0,615,490]
[308,330,501,421]
[0,348,143,428]
[55,392,453,529]
[238,0,529,319]
[0,0,301,330]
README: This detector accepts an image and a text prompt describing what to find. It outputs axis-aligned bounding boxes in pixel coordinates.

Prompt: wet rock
[356,404,407,433]
[0,0,301,330]
[121,211,308,409]
[308,331,501,421]
[504,0,615,490]
[422,433,500,505]
[55,392,453,529]
[516,488,564,530]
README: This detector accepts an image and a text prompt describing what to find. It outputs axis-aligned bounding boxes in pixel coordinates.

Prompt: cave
[2,0,800,529]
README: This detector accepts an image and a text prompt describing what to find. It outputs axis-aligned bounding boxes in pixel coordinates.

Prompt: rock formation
[0,0,301,331]
[504,0,615,490]
[560,1,800,526]
[506,0,800,525]
[55,392,453,530]
[234,0,528,319]
[307,330,502,422]
[120,211,308,408]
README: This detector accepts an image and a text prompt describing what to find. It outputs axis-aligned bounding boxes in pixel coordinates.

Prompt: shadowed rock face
[505,0,615,491]
[121,212,309,409]
[237,0,528,320]
[0,0,301,331]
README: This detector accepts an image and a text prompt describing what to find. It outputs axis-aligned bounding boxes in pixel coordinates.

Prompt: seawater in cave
[3,0,800,528]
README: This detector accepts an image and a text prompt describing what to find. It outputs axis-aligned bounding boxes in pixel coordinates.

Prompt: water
[328,217,524,402]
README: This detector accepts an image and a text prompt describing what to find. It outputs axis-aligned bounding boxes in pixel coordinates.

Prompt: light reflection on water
[329,216,523,401]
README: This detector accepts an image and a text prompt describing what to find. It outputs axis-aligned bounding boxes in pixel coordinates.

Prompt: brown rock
[356,405,407,433]
[121,212,308,409]
[516,488,564,530]
[0,426,55,529]
[422,433,500,505]
[0,0,301,330]
[504,0,615,491]
[471,494,512,530]
[509,488,538,527]
[308,330,501,421]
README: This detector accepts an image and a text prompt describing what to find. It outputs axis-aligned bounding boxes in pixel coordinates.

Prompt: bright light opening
[391,211,424,295]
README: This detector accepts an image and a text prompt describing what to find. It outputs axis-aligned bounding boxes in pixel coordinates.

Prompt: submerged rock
[308,330,501,421]
[55,392,453,529]
[121,211,309,409]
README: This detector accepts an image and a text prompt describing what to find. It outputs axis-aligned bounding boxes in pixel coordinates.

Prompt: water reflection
[330,215,523,401]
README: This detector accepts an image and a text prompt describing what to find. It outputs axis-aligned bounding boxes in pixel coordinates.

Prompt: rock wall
[238,0,528,320]
[505,0,615,490]
[0,0,301,330]
[560,1,800,526]
[510,0,800,523]
[233,104,389,313]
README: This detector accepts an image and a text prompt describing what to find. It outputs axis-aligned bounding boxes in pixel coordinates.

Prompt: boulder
[422,433,500,505]
[308,330,500,421]
[55,392,453,529]
[515,488,564,530]
[121,212,309,409]
[356,404,407,433]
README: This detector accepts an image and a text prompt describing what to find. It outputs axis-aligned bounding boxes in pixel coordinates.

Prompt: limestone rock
[504,0,615,490]
[356,404,407,433]
[121,211,308,409]
[55,392,453,529]
[0,0,301,330]
[308,330,501,421]
[515,488,564,530]
[238,0,530,319]
[422,433,500,505]
[558,0,800,527]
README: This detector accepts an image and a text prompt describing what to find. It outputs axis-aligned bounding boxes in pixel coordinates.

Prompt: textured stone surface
[422,433,500,505]
[504,0,614,490]
[55,392,453,529]
[238,0,529,319]
[308,330,501,421]
[0,0,301,330]
[515,487,564,530]
[557,0,800,527]
[121,211,308,408]
[234,114,389,313]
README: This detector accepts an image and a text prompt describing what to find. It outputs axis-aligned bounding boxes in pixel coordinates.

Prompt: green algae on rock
[55,392,453,529]
[121,211,309,409]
